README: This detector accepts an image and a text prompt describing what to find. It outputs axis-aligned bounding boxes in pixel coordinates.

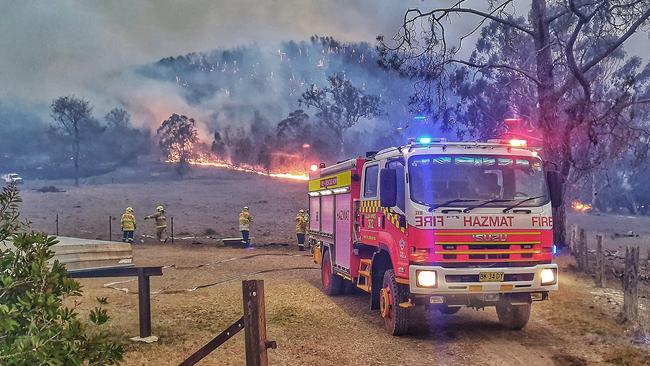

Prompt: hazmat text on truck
[308,137,563,335]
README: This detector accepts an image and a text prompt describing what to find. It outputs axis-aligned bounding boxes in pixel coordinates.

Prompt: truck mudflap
[408,264,558,295]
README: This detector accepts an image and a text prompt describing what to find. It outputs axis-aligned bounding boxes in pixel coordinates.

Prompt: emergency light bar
[487,138,528,148]
[410,137,448,144]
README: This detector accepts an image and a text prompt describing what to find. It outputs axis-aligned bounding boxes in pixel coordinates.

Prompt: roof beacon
[509,139,527,148]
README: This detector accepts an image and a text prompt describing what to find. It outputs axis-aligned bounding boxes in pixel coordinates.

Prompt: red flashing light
[302,143,311,148]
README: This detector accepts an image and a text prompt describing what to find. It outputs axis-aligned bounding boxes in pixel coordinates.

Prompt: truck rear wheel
[440,306,461,315]
[496,303,531,330]
[380,269,410,336]
[321,248,344,296]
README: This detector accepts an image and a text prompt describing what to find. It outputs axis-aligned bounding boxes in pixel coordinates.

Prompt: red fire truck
[308,138,562,335]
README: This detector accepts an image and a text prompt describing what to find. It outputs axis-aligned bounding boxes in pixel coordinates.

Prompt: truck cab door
[359,163,380,244]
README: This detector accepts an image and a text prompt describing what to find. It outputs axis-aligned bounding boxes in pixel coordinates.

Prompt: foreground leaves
[0,184,123,365]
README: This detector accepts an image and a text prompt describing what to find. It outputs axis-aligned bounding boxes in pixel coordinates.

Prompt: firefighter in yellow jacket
[121,207,136,243]
[295,209,309,251]
[239,206,253,248]
[144,205,168,243]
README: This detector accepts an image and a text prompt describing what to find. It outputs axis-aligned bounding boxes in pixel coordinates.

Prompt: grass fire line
[166,157,309,181]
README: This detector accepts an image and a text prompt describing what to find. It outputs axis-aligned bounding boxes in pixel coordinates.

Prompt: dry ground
[16,165,650,365]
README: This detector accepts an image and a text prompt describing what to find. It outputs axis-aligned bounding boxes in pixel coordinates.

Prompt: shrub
[0,184,123,365]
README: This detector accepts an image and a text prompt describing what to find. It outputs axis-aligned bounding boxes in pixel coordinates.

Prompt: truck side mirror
[547,171,563,208]
[380,168,397,208]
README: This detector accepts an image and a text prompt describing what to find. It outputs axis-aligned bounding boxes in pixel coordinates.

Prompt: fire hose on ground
[101,253,318,294]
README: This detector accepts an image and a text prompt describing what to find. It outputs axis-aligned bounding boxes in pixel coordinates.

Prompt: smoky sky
[0,0,428,107]
[1,0,646,131]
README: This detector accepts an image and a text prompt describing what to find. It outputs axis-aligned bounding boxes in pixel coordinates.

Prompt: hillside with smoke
[137,36,416,167]
[0,36,419,178]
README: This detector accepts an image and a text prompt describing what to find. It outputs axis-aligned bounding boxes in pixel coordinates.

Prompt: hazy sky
[0,0,428,104]
[1,0,646,118]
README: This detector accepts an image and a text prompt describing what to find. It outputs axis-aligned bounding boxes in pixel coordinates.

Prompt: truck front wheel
[321,248,344,296]
[380,269,410,336]
[496,303,531,330]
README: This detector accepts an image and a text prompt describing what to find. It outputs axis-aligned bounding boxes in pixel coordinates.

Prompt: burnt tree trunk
[621,246,639,323]
[531,0,567,247]
[577,228,587,271]
[569,224,578,254]
[595,235,604,287]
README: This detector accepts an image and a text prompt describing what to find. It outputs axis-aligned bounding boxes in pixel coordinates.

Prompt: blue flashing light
[552,244,558,256]
[418,137,432,144]
[414,115,427,120]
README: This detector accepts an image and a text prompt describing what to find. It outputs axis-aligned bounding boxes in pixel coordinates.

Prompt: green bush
[0,184,123,365]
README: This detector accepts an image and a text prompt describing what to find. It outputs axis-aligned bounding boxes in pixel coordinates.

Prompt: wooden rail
[179,280,276,366]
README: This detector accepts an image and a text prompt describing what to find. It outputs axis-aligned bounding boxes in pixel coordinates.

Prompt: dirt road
[71,245,648,366]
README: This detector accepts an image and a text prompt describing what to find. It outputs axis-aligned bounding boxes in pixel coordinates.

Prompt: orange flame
[166,154,308,181]
[571,199,593,213]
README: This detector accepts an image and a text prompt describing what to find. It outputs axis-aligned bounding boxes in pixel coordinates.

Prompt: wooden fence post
[595,235,605,287]
[621,246,639,323]
[242,280,275,366]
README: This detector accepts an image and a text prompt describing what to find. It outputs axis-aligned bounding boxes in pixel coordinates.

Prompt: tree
[50,96,95,186]
[300,74,382,157]
[157,113,199,175]
[211,131,227,157]
[0,184,123,364]
[276,109,311,148]
[104,108,151,165]
[379,0,650,246]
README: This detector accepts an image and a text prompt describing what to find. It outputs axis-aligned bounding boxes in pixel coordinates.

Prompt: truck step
[356,284,371,293]
[358,270,370,278]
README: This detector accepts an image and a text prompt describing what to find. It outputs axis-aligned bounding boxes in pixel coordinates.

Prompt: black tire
[440,306,461,315]
[380,269,411,336]
[496,303,531,330]
[321,248,344,296]
[343,280,357,294]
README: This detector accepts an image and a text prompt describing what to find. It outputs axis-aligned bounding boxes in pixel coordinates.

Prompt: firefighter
[120,207,136,243]
[239,206,253,248]
[295,209,309,251]
[144,205,168,243]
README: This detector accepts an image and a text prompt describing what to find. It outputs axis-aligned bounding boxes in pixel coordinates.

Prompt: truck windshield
[408,155,549,208]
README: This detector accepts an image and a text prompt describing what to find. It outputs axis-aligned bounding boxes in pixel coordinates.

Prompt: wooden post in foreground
[595,235,605,287]
[621,246,639,323]
[242,280,275,366]
[137,268,152,338]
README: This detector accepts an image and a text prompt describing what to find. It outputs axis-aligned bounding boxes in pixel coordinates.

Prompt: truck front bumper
[408,264,558,295]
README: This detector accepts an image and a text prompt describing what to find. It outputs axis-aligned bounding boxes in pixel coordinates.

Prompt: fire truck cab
[308,138,563,335]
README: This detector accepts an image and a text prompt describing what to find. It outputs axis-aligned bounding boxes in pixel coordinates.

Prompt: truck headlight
[540,268,557,285]
[416,270,437,288]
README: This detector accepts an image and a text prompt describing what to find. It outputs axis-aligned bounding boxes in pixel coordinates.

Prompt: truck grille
[445,273,534,283]
[422,230,552,266]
